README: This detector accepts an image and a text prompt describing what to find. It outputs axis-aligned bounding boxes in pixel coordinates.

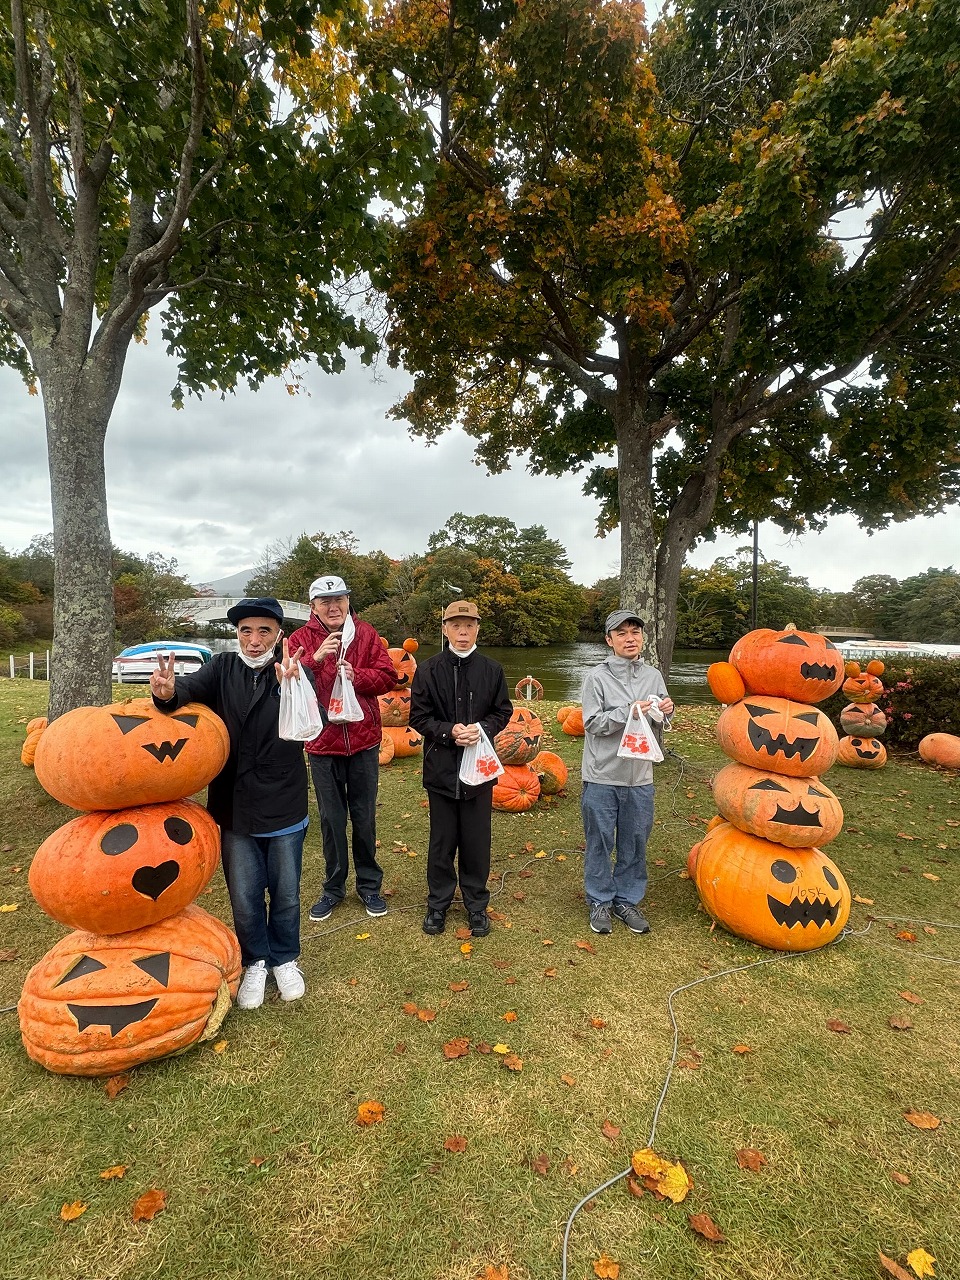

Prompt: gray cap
[605,609,644,633]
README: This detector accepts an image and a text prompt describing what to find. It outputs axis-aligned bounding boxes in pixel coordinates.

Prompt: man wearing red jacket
[288,576,397,922]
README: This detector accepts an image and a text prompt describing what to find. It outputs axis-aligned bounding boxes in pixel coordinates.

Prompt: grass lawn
[1,681,958,1280]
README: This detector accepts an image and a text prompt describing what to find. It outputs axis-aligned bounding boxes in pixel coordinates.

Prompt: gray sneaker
[589,902,612,934]
[612,902,650,934]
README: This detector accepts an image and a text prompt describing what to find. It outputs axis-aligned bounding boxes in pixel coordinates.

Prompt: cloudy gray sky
[1,336,957,596]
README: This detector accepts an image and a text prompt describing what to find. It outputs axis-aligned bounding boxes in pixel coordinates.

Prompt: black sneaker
[468,910,491,938]
[422,908,447,935]
[359,891,388,918]
[308,894,340,923]
[612,902,650,934]
[589,902,613,934]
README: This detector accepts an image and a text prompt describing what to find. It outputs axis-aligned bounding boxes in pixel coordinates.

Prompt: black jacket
[409,647,513,799]
[153,652,316,836]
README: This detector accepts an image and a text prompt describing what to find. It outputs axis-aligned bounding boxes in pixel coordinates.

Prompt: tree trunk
[616,413,664,667]
[41,354,126,718]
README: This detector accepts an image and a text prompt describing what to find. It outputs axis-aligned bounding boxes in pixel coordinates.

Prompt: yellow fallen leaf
[0,904,18,912]
[99,1165,128,1180]
[212,1040,228,1053]
[492,1043,510,1054]
[904,1111,941,1130]
[535,850,547,858]
[907,1248,936,1278]
[631,1147,693,1203]
[355,932,371,939]
[921,873,940,882]
[853,894,874,905]
[502,1011,518,1022]
[555,854,567,861]
[460,942,473,954]
[592,1254,620,1279]
[356,1099,385,1126]
[60,1201,87,1221]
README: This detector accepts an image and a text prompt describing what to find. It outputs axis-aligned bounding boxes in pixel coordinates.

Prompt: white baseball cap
[309,576,350,599]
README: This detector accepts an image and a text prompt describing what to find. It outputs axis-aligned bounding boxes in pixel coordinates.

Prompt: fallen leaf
[561,1073,576,1086]
[477,1264,509,1280]
[626,1175,645,1198]
[0,947,19,962]
[736,1148,766,1172]
[443,1134,468,1153]
[488,909,506,922]
[906,1248,936,1277]
[460,942,473,955]
[921,872,940,882]
[923,925,937,936]
[99,1165,128,1180]
[879,1252,915,1280]
[853,894,875,905]
[731,1044,753,1055]
[449,980,470,992]
[899,991,924,1005]
[589,1017,607,1029]
[442,1037,471,1060]
[491,959,511,970]
[544,967,558,978]
[356,1099,385,1126]
[103,1073,130,1099]
[355,931,371,939]
[394,1042,407,1055]
[896,931,918,942]
[826,1019,852,1034]
[555,854,567,861]
[535,849,547,858]
[631,1148,693,1203]
[897,833,917,841]
[475,1041,492,1054]
[131,1188,167,1222]
[0,903,19,912]
[416,1008,437,1022]
[576,940,596,953]
[888,1014,914,1031]
[402,1002,418,1015]
[455,927,473,940]
[513,891,526,901]
[529,1153,550,1176]
[518,869,533,878]
[592,1253,620,1279]
[503,1054,523,1071]
[60,1201,87,1221]
[541,938,554,946]
[601,1120,621,1140]
[502,1011,518,1022]
[492,1043,510,1054]
[212,1040,228,1054]
[562,1156,579,1175]
[904,1111,940,1130]
[689,1212,726,1242]
[250,1156,266,1167]
[890,1170,911,1186]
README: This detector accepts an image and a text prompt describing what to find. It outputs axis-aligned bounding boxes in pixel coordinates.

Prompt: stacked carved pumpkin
[836,660,888,769]
[492,707,544,811]
[19,699,241,1076]
[689,626,851,951]
[378,638,424,762]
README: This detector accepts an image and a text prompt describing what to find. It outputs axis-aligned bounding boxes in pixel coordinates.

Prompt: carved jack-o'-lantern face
[18,905,241,1076]
[712,763,844,848]
[387,647,418,688]
[378,690,411,727]
[729,626,843,704]
[837,735,887,769]
[688,821,850,950]
[494,708,544,765]
[841,661,885,705]
[839,702,887,737]
[29,799,220,934]
[716,696,839,777]
[34,698,230,812]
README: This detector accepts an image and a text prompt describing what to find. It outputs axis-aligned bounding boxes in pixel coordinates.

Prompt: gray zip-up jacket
[580,655,670,787]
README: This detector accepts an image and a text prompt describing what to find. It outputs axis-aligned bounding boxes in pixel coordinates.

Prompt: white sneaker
[236,960,268,1010]
[272,960,305,1002]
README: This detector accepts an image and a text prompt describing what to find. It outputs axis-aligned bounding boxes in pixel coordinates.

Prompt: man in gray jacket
[580,609,674,936]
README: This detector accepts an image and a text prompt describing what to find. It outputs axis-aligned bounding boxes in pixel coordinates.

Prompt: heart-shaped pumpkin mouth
[132,861,181,900]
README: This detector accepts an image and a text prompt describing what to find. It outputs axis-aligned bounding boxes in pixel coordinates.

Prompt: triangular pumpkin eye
[777,635,808,646]
[794,711,821,725]
[748,779,789,792]
[56,955,107,986]
[111,714,150,735]
[132,953,171,986]
[173,714,199,728]
[807,785,829,797]
[745,703,775,717]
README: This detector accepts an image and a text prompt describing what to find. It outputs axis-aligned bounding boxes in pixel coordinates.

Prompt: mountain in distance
[192,568,254,596]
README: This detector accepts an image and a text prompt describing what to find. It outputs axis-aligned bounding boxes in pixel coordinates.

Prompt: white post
[29,652,34,679]
[9,655,14,678]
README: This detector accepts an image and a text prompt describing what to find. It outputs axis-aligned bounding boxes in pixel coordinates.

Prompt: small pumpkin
[378,690,411,727]
[34,699,230,812]
[530,750,568,795]
[29,799,220,935]
[378,730,396,766]
[836,735,887,769]
[18,904,241,1076]
[841,661,885,705]
[729,625,844,703]
[838,702,887,737]
[712,763,843,848]
[402,638,419,654]
[918,732,960,769]
[707,662,746,705]
[688,820,850,951]
[387,647,418,688]
[559,706,585,736]
[716,696,839,777]
[382,724,423,757]
[494,707,544,765]
[20,716,48,767]
[492,764,541,812]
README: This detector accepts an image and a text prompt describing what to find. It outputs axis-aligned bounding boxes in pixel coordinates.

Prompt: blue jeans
[308,748,383,901]
[220,828,305,967]
[581,781,654,906]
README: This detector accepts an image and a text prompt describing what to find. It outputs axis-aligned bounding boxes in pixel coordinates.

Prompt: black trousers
[426,787,493,913]
[308,748,383,900]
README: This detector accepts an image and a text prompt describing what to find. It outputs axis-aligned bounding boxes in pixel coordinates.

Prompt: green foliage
[822,657,960,750]
[111,552,193,646]
[675,556,822,650]
[246,531,393,611]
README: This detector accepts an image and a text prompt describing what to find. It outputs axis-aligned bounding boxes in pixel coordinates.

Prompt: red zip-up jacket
[287,612,397,756]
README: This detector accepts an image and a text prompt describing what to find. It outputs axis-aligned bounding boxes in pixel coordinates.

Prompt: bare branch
[539,340,617,410]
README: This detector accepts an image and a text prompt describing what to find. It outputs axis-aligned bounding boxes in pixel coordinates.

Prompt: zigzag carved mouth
[68,999,159,1035]
[767,894,840,929]
[748,721,817,761]
[801,662,837,681]
[141,739,187,763]
[771,802,822,827]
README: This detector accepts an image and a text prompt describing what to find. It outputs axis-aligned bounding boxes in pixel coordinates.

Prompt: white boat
[112,641,213,683]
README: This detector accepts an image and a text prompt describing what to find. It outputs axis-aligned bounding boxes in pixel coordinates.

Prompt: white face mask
[238,646,278,670]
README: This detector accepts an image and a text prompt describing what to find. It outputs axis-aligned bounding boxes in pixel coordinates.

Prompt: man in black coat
[151,598,317,1010]
[409,600,513,937]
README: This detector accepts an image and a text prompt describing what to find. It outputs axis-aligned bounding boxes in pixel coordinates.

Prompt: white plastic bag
[328,665,364,723]
[458,725,505,785]
[616,702,664,763]
[279,673,324,741]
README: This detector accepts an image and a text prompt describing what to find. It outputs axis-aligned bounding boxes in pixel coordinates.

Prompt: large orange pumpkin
[34,699,230,812]
[729,625,844,703]
[29,799,220,935]
[387,647,418,688]
[559,706,585,736]
[378,690,411,727]
[382,724,423,757]
[494,707,543,765]
[712,763,843,848]
[18,905,241,1076]
[688,821,850,950]
[839,702,887,737]
[378,731,396,766]
[836,735,887,769]
[918,732,960,769]
[492,764,541,812]
[716,696,839,777]
[530,750,569,795]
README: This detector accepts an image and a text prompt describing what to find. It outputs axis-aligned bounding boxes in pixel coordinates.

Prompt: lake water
[201,637,722,704]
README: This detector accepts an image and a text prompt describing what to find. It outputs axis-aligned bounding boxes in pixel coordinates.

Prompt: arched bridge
[176,597,312,625]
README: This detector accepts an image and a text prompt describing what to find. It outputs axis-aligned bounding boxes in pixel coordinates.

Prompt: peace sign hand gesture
[150,653,178,702]
[275,637,304,682]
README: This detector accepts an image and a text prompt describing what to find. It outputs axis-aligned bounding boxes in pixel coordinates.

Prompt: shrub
[821,657,960,751]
